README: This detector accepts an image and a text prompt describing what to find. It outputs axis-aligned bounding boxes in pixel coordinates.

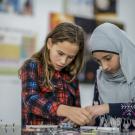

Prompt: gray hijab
[89,22,135,103]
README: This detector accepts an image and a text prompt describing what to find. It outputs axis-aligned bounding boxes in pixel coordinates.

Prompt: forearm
[109,103,135,119]
[101,104,109,114]
[24,93,60,118]
[57,104,71,117]
[85,104,109,118]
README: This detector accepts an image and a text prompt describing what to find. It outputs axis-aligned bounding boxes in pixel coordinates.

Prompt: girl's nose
[60,57,67,65]
[102,62,109,71]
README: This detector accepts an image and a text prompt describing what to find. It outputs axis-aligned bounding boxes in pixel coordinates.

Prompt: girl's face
[47,39,79,71]
[93,51,120,74]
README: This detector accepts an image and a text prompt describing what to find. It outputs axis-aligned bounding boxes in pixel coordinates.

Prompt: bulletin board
[0,27,36,75]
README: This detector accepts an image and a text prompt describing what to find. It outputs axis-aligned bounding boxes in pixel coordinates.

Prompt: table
[0,124,135,135]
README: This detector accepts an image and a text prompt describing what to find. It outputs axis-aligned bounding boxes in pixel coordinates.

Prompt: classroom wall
[0,0,135,125]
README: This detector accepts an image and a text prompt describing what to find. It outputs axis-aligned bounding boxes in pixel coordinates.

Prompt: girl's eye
[106,57,112,61]
[68,56,74,59]
[105,54,114,61]
[58,52,64,56]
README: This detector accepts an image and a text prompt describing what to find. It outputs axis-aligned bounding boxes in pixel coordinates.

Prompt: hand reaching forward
[85,104,109,118]
[57,105,91,125]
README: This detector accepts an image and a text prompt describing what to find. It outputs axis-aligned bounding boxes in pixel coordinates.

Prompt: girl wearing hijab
[86,22,135,130]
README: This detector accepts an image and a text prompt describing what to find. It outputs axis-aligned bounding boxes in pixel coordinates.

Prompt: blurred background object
[0,0,33,15]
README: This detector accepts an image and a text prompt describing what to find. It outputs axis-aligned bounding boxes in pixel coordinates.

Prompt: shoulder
[22,59,40,70]
[19,59,43,79]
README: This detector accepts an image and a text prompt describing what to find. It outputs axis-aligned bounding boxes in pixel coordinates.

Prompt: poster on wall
[64,0,94,18]
[94,0,117,14]
[20,35,36,59]
[94,0,117,20]
[0,27,36,75]
[49,12,74,30]
[0,0,34,16]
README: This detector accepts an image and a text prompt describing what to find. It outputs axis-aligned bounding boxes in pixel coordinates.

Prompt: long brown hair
[19,22,85,89]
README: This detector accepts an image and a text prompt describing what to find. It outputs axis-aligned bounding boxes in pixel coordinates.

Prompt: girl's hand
[57,105,91,125]
[85,104,109,118]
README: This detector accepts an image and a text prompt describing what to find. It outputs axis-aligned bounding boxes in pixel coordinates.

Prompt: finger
[62,118,69,123]
[69,114,87,125]
[81,109,92,120]
[77,114,91,125]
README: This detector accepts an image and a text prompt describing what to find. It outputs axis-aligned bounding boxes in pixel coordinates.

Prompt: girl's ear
[47,38,52,50]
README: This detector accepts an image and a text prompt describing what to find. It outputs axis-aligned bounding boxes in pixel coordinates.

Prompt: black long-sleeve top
[93,80,135,129]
